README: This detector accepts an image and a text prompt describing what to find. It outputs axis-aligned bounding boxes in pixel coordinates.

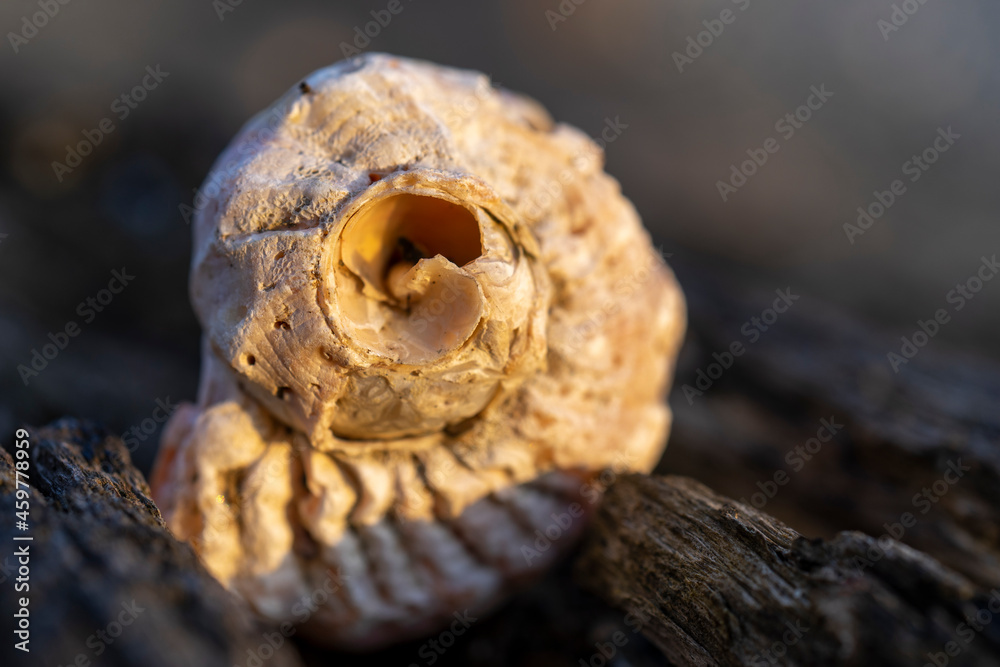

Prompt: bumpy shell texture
[152,54,686,649]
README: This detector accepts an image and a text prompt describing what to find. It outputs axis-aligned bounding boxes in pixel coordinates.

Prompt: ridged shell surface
[152,53,686,649]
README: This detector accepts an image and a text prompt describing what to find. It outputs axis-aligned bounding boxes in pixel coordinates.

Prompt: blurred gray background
[1,0,997,471]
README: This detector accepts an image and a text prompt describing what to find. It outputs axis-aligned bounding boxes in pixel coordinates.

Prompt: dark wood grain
[0,419,303,667]
[577,474,1000,667]
[661,262,1000,589]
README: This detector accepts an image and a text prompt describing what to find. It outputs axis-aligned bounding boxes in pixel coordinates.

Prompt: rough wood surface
[662,262,1000,589]
[0,419,669,667]
[0,419,303,667]
[6,265,1000,666]
[577,474,1000,667]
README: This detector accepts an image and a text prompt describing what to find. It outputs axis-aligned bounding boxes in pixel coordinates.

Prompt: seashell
[151,53,686,649]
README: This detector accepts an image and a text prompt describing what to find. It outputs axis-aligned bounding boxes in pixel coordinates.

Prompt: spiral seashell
[152,53,686,649]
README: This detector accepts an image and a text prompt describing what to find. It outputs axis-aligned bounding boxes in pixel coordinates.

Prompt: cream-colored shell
[152,54,685,649]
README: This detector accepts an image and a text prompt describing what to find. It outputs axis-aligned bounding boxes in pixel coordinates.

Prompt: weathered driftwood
[6,265,1000,666]
[0,418,671,667]
[662,262,1000,589]
[0,420,303,667]
[577,474,1000,667]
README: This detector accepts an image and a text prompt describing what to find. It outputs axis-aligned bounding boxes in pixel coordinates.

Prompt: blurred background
[1,0,998,474]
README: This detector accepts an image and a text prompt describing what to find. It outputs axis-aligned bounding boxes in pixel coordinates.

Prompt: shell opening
[335,193,488,364]
[341,193,483,302]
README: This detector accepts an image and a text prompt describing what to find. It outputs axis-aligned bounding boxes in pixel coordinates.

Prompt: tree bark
[577,473,1000,667]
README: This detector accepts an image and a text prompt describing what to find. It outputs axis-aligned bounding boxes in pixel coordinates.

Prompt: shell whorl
[153,53,686,648]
